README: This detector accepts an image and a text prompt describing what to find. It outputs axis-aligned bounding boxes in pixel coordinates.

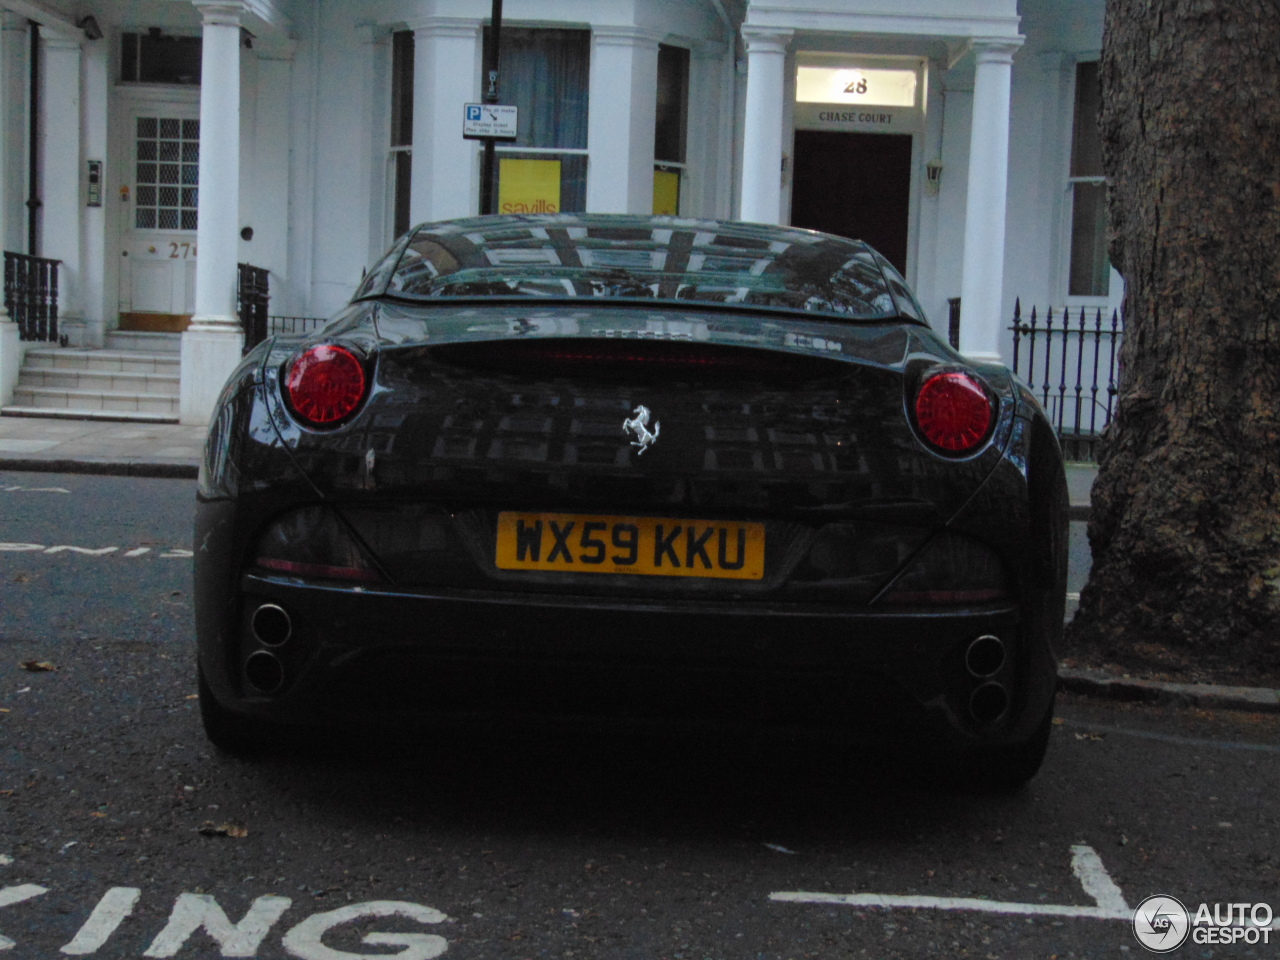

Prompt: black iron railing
[268,316,327,338]
[237,262,270,353]
[1010,298,1123,462]
[4,251,60,342]
[947,297,962,349]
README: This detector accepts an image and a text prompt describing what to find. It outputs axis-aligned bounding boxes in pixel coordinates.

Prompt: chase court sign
[793,103,921,133]
[792,60,924,134]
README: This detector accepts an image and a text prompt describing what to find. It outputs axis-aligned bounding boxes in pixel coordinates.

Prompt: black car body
[195,214,1067,786]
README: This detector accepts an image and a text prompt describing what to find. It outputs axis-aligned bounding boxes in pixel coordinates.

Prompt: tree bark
[1067,0,1280,674]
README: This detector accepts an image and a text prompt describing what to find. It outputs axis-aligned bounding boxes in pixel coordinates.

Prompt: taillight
[914,371,992,453]
[254,506,380,582]
[285,344,367,426]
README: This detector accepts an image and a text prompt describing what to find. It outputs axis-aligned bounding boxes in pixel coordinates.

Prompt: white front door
[117,99,201,326]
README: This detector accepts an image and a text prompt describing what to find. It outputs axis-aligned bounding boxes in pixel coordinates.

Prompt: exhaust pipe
[251,603,292,647]
[964,634,1005,678]
[969,682,1009,725]
[244,650,285,694]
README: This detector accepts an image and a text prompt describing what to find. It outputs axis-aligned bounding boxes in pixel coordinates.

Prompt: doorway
[790,130,913,274]
[116,96,201,332]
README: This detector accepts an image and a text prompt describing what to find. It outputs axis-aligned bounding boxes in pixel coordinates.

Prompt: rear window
[355,215,916,324]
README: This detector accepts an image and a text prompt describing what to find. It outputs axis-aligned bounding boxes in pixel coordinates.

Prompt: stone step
[0,405,178,424]
[22,348,180,375]
[12,384,180,418]
[17,367,181,396]
[104,331,182,354]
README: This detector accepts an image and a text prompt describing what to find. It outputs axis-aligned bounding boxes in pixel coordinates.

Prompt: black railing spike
[1105,307,1121,424]
[1040,306,1054,411]
[1088,307,1103,440]
[1026,305,1039,392]
[1071,306,1087,442]
[1010,298,1023,373]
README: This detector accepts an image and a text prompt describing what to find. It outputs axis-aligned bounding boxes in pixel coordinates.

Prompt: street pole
[479,0,503,215]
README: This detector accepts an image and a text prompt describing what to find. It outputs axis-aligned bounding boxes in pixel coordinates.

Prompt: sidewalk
[0,414,205,477]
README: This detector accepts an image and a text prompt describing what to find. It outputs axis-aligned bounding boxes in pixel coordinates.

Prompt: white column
[586,27,661,214]
[0,13,16,406]
[738,28,791,225]
[42,34,82,332]
[1,14,25,255]
[81,35,108,347]
[180,0,245,425]
[959,40,1021,363]
[409,17,481,224]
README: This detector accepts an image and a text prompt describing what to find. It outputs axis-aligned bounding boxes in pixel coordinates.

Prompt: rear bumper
[197,571,1056,749]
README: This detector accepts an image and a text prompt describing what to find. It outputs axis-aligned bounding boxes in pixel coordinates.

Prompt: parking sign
[463,103,518,140]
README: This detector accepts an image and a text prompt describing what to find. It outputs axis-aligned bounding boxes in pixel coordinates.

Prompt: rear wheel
[197,665,283,756]
[951,702,1054,793]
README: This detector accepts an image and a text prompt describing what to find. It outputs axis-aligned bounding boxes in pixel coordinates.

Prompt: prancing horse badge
[623,405,660,456]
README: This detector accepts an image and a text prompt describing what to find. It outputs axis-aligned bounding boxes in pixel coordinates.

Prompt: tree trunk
[1067,0,1280,676]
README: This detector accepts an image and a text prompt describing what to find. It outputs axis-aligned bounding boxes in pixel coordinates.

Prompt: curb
[1058,667,1280,714]
[0,458,198,479]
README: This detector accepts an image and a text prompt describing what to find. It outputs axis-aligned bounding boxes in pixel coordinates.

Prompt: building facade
[0,0,1119,425]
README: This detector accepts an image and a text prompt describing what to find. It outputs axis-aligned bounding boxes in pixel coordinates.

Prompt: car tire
[197,665,282,756]
[950,702,1055,794]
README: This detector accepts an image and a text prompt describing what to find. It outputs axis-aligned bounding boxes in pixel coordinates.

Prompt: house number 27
[169,242,197,259]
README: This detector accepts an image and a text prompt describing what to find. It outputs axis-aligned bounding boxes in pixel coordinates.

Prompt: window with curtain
[1067,60,1109,298]
[653,44,690,215]
[389,30,414,240]
[484,28,590,214]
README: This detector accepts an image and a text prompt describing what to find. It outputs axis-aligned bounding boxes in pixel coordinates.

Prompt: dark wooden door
[790,131,913,274]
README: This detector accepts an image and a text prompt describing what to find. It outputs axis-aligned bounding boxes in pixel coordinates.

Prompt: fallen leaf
[185,694,199,701]
[19,661,56,672]
[1074,732,1105,741]
[89,812,107,819]
[0,790,15,797]
[198,821,249,839]
[1051,717,1065,725]
[12,575,29,583]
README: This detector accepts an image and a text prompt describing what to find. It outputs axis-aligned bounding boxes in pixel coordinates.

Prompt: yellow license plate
[495,512,766,580]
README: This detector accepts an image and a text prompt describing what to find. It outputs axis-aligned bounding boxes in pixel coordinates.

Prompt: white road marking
[143,893,293,958]
[770,844,1132,922]
[2,486,70,493]
[281,902,449,960]
[0,885,48,950]
[60,887,141,956]
[1067,592,1080,600]
[1069,844,1131,916]
[0,543,189,557]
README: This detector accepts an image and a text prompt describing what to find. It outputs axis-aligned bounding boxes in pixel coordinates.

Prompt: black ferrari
[195,214,1067,787]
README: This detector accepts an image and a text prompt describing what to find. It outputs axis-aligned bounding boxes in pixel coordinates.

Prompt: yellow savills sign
[498,158,561,214]
[653,168,680,215]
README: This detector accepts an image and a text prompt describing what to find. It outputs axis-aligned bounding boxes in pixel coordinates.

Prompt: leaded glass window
[135,117,199,231]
